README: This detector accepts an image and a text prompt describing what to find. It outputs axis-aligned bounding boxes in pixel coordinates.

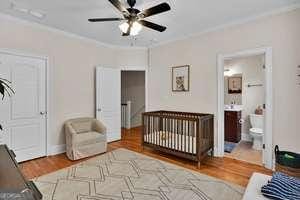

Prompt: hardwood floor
[20,127,272,187]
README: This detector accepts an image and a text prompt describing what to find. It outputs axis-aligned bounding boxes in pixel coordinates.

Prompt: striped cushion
[261,172,300,200]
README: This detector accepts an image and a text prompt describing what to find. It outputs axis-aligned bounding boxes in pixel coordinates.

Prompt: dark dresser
[0,145,42,200]
[225,111,242,143]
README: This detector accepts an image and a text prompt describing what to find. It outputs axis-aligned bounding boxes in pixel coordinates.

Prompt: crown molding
[1,3,299,50]
[0,12,147,51]
[150,3,300,48]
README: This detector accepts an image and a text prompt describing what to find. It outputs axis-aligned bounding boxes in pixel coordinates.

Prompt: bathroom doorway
[223,54,265,165]
[217,47,273,169]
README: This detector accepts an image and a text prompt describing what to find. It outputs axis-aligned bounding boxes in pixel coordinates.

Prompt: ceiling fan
[88,0,171,36]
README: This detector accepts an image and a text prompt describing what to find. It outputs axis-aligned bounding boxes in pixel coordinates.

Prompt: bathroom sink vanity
[225,108,242,143]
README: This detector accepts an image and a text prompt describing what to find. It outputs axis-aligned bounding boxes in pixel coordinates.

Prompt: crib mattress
[144,131,197,154]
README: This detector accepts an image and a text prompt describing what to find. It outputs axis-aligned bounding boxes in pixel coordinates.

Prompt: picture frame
[172,65,190,92]
[228,77,242,94]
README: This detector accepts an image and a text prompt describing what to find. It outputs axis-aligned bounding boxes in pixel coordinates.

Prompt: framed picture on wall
[172,65,190,92]
[228,77,242,94]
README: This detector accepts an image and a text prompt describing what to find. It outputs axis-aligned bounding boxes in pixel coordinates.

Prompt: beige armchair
[65,117,107,160]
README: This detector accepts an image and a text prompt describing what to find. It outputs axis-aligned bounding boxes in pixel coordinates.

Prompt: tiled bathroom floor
[225,141,263,166]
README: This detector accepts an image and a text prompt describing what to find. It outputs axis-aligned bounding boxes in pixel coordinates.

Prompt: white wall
[121,71,145,127]
[148,9,300,153]
[0,14,148,149]
[224,55,265,136]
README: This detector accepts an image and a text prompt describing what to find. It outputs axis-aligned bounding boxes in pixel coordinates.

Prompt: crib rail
[142,110,214,167]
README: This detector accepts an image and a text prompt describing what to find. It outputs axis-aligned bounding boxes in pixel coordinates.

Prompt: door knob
[97,109,102,112]
[40,111,47,115]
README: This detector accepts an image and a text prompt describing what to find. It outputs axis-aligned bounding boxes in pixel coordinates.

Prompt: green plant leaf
[0,79,14,99]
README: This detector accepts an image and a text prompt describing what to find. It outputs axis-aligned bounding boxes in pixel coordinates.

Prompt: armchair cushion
[71,120,93,134]
[73,131,106,146]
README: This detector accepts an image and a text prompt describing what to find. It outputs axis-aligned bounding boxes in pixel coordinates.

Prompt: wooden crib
[142,111,214,168]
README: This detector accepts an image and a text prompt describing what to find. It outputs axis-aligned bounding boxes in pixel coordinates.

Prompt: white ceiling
[0,0,299,47]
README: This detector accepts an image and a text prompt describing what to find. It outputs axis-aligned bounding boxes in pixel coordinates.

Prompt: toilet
[249,114,264,150]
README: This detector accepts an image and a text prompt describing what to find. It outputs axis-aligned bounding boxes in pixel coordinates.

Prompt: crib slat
[158,116,160,146]
[159,116,161,147]
[163,117,165,147]
[192,121,194,154]
[166,117,168,148]
[173,119,175,150]
[149,115,151,144]
[147,115,149,143]
[188,120,190,153]
[151,116,154,144]
[157,117,159,147]
[182,120,186,152]
[176,119,179,151]
[154,116,156,145]
[171,118,173,150]
[147,115,150,143]
[167,117,170,148]
[161,117,163,147]
[156,116,158,145]
[165,117,167,148]
[180,119,182,152]
[153,116,155,144]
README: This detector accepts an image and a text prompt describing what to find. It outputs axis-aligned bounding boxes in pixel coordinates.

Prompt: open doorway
[121,71,145,130]
[96,67,147,143]
[217,47,273,169]
[223,54,265,166]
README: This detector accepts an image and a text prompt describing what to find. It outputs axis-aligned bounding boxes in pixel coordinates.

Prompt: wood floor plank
[20,127,272,187]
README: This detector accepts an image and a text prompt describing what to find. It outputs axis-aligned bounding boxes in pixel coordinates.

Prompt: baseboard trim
[241,133,252,142]
[50,144,66,155]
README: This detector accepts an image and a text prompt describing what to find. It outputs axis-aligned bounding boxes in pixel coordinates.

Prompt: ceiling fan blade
[139,20,167,32]
[108,0,130,16]
[88,18,124,22]
[138,3,171,18]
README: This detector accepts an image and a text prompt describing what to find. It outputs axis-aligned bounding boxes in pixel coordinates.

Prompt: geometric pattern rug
[34,148,245,200]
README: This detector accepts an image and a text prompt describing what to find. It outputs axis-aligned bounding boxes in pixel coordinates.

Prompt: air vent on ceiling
[10,3,46,19]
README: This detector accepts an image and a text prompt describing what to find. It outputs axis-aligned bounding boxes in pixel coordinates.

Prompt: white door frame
[217,47,273,169]
[0,49,51,157]
[120,66,149,112]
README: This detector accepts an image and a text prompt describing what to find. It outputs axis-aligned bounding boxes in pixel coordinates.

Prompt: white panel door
[0,53,47,162]
[96,67,121,142]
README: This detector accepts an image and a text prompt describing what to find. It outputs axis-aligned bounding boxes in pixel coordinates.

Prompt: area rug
[224,141,237,153]
[34,148,244,200]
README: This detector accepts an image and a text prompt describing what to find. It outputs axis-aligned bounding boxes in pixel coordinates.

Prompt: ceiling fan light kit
[89,0,171,36]
[119,21,142,36]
